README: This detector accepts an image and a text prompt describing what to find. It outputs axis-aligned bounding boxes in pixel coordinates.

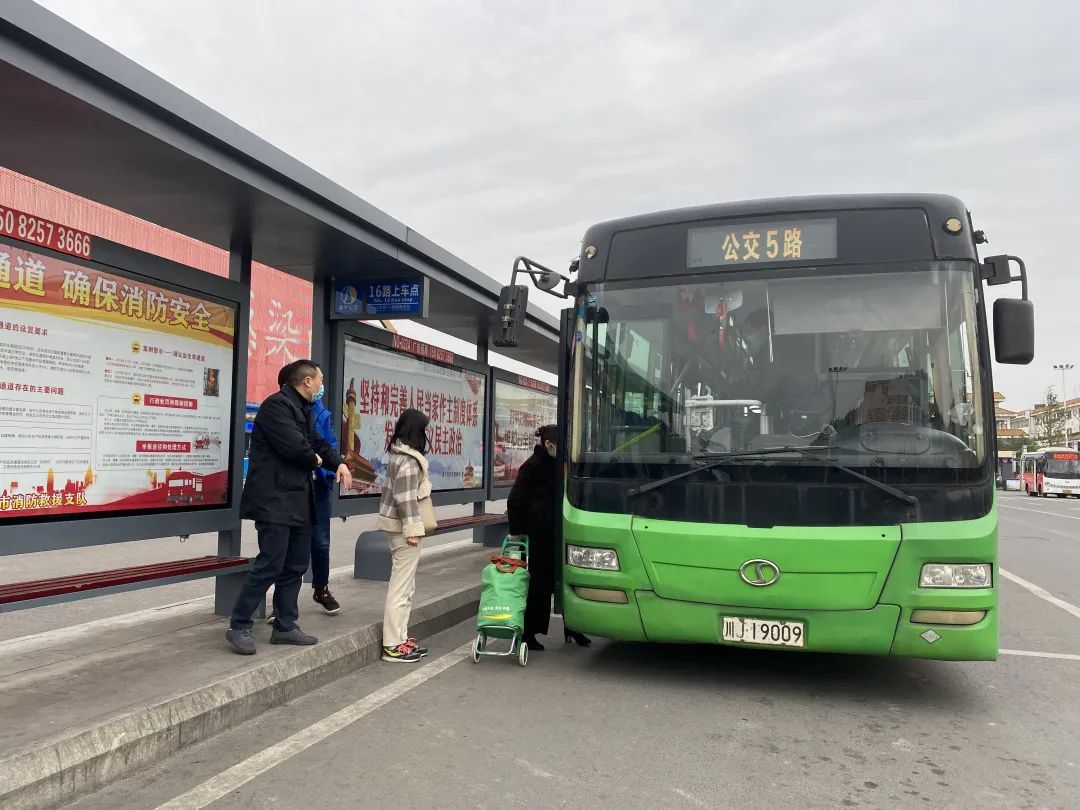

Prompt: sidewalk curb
[0,584,480,810]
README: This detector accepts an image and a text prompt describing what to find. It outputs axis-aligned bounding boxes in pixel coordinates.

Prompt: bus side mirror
[493,284,529,348]
[993,297,1034,365]
[535,269,563,292]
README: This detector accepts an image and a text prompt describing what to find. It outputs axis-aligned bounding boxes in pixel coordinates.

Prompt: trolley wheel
[472,633,483,663]
[518,640,528,667]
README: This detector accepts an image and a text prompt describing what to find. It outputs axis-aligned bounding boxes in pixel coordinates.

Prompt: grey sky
[37,0,1080,405]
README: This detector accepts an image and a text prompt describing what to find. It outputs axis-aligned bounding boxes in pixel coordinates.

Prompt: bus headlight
[567,545,620,571]
[919,563,992,589]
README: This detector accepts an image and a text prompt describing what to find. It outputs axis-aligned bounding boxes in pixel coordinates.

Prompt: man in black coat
[226,359,353,655]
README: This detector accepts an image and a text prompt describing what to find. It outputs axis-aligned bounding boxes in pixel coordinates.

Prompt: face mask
[312,383,325,401]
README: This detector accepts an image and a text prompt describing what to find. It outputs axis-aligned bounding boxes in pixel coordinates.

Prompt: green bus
[496,195,1033,660]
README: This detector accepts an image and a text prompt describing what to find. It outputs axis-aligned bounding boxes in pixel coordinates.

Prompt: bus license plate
[722,617,805,648]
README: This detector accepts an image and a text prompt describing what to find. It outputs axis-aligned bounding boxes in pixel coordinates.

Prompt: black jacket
[507,446,559,580]
[240,385,344,526]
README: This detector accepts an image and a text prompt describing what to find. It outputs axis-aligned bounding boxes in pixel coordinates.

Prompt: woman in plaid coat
[376,408,432,663]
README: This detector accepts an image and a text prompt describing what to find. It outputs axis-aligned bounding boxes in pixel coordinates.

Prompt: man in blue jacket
[308,388,342,614]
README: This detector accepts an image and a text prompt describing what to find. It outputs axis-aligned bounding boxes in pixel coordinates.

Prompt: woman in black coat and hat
[507,424,591,651]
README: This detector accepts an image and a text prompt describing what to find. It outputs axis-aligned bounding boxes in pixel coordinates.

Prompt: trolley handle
[501,535,529,558]
[491,556,527,574]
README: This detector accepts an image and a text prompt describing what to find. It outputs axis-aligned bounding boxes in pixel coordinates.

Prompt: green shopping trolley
[472,536,530,667]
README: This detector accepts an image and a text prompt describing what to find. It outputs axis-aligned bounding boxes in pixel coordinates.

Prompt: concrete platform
[0,544,489,810]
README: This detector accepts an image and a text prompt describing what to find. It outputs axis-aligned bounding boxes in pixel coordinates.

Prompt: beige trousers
[382,533,421,647]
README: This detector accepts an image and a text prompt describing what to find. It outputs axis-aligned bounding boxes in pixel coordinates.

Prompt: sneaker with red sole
[382,643,422,663]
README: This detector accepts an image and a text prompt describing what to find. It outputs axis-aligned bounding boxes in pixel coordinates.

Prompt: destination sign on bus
[687,218,837,268]
[1051,452,1078,460]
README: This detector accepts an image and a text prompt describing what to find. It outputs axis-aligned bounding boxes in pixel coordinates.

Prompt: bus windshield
[1046,456,1080,477]
[572,263,985,469]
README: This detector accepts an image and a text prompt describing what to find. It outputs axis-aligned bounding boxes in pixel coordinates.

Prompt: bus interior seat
[857,374,929,426]
[830,374,930,428]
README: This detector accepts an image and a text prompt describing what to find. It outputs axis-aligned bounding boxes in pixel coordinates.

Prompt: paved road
[53,492,1080,808]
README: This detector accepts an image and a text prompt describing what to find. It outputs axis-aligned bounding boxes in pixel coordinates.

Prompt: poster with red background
[0,239,236,519]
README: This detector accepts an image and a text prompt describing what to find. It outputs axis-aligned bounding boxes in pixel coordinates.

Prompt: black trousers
[524,566,555,637]
[230,521,310,632]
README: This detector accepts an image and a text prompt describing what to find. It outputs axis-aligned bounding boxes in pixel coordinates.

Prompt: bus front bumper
[563,588,998,661]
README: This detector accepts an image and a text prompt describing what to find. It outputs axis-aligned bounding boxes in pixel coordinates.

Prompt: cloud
[34,0,1080,403]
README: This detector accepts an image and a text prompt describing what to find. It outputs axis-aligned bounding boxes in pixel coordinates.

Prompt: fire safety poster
[0,239,236,519]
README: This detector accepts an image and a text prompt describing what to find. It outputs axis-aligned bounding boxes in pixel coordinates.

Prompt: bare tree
[1034,387,1067,445]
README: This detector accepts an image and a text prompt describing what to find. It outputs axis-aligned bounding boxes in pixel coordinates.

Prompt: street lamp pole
[1053,363,1074,446]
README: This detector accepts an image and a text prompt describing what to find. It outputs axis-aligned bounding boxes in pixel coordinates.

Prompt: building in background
[1001,396,1080,451]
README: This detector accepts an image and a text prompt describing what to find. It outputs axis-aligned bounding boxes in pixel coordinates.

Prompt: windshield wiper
[627,445,918,507]
[627,447,820,499]
[784,447,918,507]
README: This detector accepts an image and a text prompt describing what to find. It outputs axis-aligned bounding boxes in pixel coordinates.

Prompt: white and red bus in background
[1020,448,1080,497]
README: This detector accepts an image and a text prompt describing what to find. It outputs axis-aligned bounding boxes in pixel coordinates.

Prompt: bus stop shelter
[0,1,558,612]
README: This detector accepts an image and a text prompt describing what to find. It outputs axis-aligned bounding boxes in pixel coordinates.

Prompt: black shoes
[270,626,318,645]
[265,587,341,626]
[564,629,592,647]
[313,587,341,615]
[226,628,257,655]
[523,630,592,650]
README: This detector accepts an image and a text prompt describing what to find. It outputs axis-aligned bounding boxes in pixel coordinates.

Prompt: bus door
[1022,454,1043,495]
[555,308,574,615]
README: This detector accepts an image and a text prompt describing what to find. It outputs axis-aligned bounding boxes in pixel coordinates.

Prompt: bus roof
[576,193,976,284]
[582,193,968,236]
[1022,447,1076,455]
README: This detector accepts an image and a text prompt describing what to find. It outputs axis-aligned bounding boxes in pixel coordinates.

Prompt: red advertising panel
[247,265,313,403]
[0,239,236,519]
